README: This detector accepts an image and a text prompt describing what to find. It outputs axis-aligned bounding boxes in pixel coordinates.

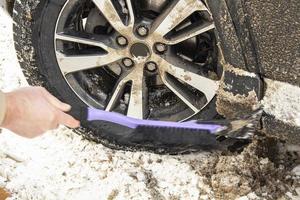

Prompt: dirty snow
[0,3,299,200]
[0,129,215,200]
[262,79,300,127]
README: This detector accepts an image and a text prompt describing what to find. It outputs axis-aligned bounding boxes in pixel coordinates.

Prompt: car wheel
[13,0,260,153]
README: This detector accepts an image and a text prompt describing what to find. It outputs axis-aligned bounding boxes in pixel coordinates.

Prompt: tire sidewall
[34,0,85,109]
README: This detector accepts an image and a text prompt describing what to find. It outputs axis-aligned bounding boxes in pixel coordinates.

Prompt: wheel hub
[54,0,220,121]
[130,43,150,60]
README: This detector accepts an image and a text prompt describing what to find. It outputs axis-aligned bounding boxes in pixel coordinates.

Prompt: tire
[13,0,262,153]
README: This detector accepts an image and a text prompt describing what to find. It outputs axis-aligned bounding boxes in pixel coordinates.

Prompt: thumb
[57,110,80,128]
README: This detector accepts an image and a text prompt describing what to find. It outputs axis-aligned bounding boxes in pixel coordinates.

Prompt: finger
[56,111,80,128]
[41,88,71,112]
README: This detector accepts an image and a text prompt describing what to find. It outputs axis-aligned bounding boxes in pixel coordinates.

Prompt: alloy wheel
[55,0,220,121]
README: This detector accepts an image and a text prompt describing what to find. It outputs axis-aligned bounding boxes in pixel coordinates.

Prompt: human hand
[1,87,80,138]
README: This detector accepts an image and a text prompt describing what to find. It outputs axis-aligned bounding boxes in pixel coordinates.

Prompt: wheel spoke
[159,59,218,103]
[164,21,215,45]
[105,67,146,119]
[127,68,145,119]
[151,0,207,37]
[92,0,132,35]
[56,31,114,52]
[161,73,200,112]
[56,51,123,74]
[126,0,135,28]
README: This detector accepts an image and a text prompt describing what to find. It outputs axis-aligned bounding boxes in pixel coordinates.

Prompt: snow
[262,79,300,127]
[0,129,215,200]
[0,129,210,200]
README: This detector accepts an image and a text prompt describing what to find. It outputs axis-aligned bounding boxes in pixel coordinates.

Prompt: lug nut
[155,43,167,53]
[137,26,149,37]
[117,36,128,46]
[123,58,134,67]
[146,62,157,72]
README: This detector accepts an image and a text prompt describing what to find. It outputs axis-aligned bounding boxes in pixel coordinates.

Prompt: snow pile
[262,79,300,127]
[0,129,214,200]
